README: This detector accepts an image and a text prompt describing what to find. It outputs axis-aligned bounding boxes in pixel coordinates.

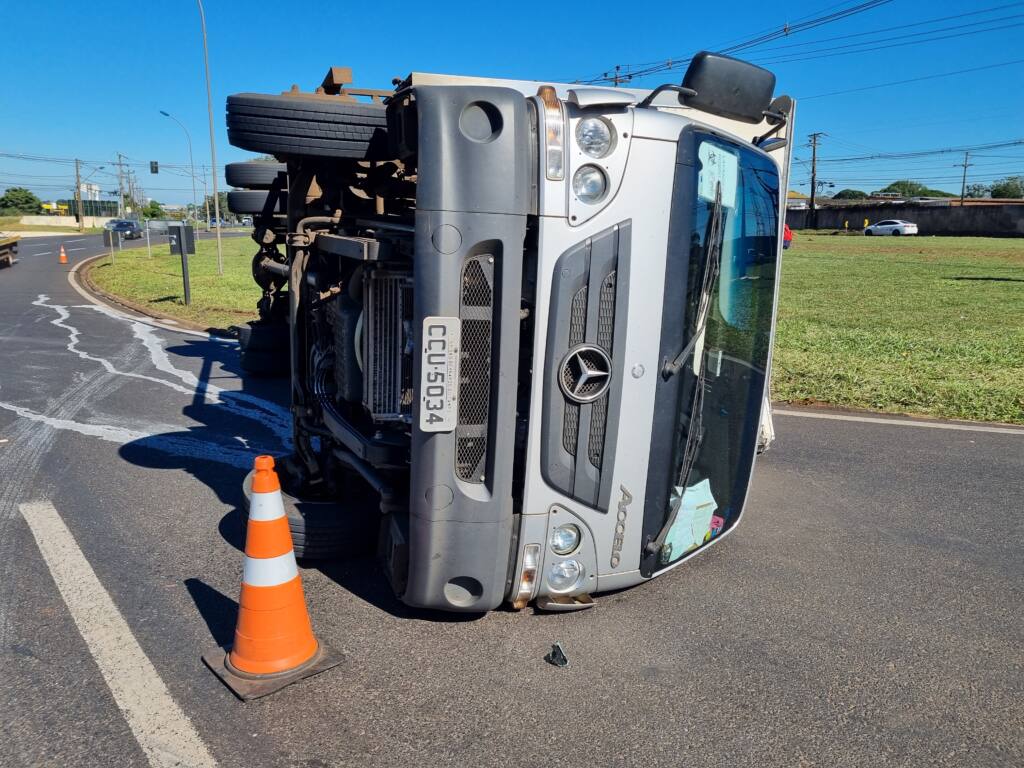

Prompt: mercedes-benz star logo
[559,345,612,404]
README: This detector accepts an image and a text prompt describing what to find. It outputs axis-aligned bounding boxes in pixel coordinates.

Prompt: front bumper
[400,85,532,612]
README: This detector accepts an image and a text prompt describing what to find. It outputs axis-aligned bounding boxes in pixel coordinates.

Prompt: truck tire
[226,93,390,160]
[241,471,375,561]
[237,321,289,376]
[225,161,287,190]
[227,189,287,215]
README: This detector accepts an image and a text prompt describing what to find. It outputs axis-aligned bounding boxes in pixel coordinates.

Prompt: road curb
[69,252,234,341]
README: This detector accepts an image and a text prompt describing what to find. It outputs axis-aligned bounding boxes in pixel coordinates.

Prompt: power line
[797,58,1024,99]
[577,0,893,84]
[750,18,1024,66]
[737,2,1024,55]
[811,139,1024,163]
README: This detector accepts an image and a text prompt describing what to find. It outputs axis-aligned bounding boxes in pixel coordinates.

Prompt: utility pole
[808,132,826,229]
[116,153,126,218]
[74,159,84,233]
[197,0,224,275]
[957,151,972,205]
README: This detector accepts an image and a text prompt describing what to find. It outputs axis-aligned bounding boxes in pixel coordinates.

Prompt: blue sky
[2,0,1022,205]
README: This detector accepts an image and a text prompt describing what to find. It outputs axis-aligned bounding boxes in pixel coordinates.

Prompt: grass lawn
[86,231,1024,424]
[775,235,1024,424]
[87,236,260,330]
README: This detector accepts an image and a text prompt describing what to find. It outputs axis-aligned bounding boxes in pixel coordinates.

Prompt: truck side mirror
[680,51,776,124]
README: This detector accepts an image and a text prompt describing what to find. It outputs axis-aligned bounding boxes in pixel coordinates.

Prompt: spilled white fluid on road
[32,294,292,444]
[81,300,292,440]
[0,400,270,469]
[0,296,291,472]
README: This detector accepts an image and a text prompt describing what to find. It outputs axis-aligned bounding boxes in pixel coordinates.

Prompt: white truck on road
[227,51,794,612]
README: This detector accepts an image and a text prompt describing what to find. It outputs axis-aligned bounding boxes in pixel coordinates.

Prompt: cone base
[202,641,343,701]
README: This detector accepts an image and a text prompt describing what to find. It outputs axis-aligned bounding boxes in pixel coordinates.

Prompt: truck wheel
[226,93,389,160]
[227,189,287,215]
[237,321,289,376]
[241,471,375,561]
[225,161,287,189]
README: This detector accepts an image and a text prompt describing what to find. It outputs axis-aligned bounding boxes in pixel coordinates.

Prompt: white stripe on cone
[249,489,286,521]
[243,551,299,587]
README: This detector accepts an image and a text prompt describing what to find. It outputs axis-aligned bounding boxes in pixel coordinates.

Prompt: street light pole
[197,0,223,275]
[160,111,199,224]
[75,159,84,233]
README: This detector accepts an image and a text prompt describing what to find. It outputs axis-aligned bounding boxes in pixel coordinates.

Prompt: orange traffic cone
[203,455,341,700]
[58,245,68,265]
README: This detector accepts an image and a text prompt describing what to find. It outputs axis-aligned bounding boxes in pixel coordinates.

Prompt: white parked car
[864,219,918,236]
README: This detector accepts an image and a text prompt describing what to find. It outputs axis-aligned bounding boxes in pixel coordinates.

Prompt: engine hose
[354,311,364,373]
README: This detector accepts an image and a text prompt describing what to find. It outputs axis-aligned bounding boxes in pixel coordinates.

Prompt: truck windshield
[648,134,779,570]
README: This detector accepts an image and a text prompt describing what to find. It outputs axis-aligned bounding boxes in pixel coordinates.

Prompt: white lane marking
[0,362,132,650]
[65,238,87,243]
[0,400,274,468]
[18,501,218,768]
[30,251,53,256]
[774,408,1024,436]
[69,247,87,252]
[33,295,291,442]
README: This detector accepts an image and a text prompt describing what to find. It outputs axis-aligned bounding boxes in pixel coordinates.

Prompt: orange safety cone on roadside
[58,245,68,265]
[203,455,341,700]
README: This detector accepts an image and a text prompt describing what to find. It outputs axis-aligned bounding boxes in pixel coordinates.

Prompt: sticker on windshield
[698,142,739,209]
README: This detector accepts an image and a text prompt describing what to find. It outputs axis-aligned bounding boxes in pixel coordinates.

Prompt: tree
[0,186,43,214]
[832,188,868,200]
[964,183,991,199]
[202,191,229,221]
[880,180,955,198]
[142,200,165,219]
[990,176,1024,199]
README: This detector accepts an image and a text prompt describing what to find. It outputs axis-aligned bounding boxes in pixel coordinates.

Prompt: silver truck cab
[229,52,794,613]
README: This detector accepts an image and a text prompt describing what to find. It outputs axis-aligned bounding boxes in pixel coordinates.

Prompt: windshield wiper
[662,182,724,380]
[646,182,724,560]
[644,358,709,559]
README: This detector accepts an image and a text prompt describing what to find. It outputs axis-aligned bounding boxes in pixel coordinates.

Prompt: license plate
[419,316,461,433]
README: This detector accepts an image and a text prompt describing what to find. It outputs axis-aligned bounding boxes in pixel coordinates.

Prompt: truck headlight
[547,559,584,592]
[550,523,581,555]
[572,165,608,204]
[575,117,613,158]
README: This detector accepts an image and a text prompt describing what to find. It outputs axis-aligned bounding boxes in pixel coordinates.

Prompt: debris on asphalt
[544,642,569,668]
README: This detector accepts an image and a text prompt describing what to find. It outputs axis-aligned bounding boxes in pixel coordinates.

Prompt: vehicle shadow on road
[119,338,489,625]
[117,337,290,550]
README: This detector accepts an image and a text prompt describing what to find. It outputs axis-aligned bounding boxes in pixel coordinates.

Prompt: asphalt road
[1,235,1021,768]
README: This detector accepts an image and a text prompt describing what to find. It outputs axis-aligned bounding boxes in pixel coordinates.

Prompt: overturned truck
[226,53,794,613]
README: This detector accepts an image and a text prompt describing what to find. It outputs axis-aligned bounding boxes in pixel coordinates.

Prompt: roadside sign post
[169,223,196,306]
[146,224,151,258]
[103,228,116,265]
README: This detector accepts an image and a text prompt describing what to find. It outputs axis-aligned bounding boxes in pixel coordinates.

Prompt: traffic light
[150,161,159,174]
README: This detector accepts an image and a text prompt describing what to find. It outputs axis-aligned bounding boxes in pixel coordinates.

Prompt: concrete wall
[20,215,114,228]
[787,204,1024,237]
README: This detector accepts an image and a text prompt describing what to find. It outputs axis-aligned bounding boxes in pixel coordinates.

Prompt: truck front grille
[541,222,630,511]
[587,270,617,469]
[455,255,495,482]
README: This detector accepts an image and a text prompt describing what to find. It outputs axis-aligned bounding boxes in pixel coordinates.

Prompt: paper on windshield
[698,142,739,209]
[664,478,719,560]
